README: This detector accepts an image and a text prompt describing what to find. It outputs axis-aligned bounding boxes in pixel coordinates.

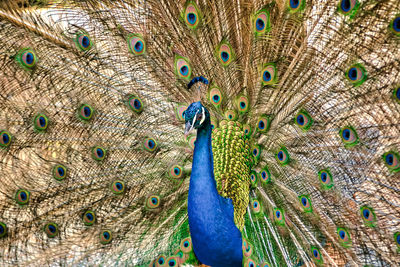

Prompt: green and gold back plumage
[0,0,399,266]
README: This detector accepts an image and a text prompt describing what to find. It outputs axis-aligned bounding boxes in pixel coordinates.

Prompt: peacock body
[0,0,399,266]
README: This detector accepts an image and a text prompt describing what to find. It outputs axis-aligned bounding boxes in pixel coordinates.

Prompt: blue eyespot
[341,0,351,12]
[258,120,265,129]
[342,129,350,140]
[134,41,143,52]
[82,36,90,48]
[180,66,188,76]
[221,51,229,62]
[348,68,357,80]
[393,17,400,32]
[187,13,196,25]
[339,230,345,239]
[276,210,281,218]
[253,149,258,156]
[313,248,318,258]
[278,151,283,160]
[0,222,7,238]
[100,230,112,244]
[290,0,300,8]
[301,197,307,206]
[256,18,265,31]
[363,209,370,219]
[263,71,271,82]
[320,172,327,182]
[296,114,304,125]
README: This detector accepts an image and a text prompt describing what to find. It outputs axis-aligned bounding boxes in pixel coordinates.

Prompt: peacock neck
[189,117,219,198]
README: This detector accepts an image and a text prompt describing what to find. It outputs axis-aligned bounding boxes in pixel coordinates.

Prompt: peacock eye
[128,34,146,55]
[216,41,235,66]
[0,222,7,238]
[338,0,359,18]
[346,63,367,86]
[183,2,201,29]
[99,230,112,244]
[253,9,270,35]
[75,32,93,51]
[44,222,59,238]
[16,48,37,69]
[390,16,400,35]
[339,126,359,147]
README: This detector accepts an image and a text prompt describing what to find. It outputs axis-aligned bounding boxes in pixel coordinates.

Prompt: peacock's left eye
[390,16,400,35]
[346,64,367,86]
[99,230,112,244]
[75,33,92,51]
[339,126,358,147]
[44,222,59,238]
[0,222,7,238]
[128,34,146,55]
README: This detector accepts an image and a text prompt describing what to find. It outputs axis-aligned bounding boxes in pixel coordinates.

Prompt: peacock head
[183,102,210,137]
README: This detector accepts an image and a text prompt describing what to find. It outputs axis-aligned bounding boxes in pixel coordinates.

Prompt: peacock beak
[184,121,194,138]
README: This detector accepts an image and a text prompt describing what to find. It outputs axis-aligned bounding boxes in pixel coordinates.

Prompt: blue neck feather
[187,116,243,267]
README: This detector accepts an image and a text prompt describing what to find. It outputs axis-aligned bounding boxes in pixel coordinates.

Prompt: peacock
[0,0,399,266]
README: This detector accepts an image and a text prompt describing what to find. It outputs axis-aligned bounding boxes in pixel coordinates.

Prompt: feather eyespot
[175,104,187,121]
[183,2,201,29]
[295,110,313,131]
[75,32,92,51]
[338,0,359,18]
[339,126,359,147]
[166,257,177,267]
[242,239,253,257]
[260,167,271,184]
[276,146,289,165]
[175,56,191,80]
[337,227,351,247]
[53,164,67,181]
[180,237,192,253]
[225,110,237,121]
[128,95,144,113]
[274,208,285,225]
[44,222,58,238]
[128,34,146,55]
[99,230,112,244]
[82,210,96,226]
[92,146,106,161]
[257,116,270,133]
[253,9,270,35]
[243,124,252,137]
[0,222,7,238]
[208,86,223,108]
[318,169,334,189]
[78,104,94,121]
[143,137,157,152]
[382,151,400,172]
[299,195,312,212]
[15,189,30,205]
[246,258,256,267]
[16,48,37,69]
[390,16,400,35]
[360,206,376,227]
[311,246,323,264]
[261,63,277,86]
[216,41,235,66]
[146,195,160,209]
[250,171,258,188]
[346,64,367,86]
[187,134,196,149]
[393,87,400,103]
[395,232,400,248]
[0,130,12,148]
[111,180,125,195]
[236,95,249,113]
[261,263,271,267]
[168,165,183,180]
[288,0,305,13]
[155,255,166,267]
[251,199,262,214]
[252,144,261,163]
[33,114,49,131]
